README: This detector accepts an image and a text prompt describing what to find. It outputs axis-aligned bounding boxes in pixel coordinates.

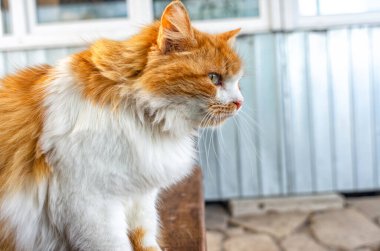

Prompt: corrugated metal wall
[199,26,380,200]
[0,26,379,200]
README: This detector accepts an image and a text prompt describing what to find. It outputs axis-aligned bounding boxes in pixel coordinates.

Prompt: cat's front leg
[127,189,162,251]
[56,196,133,251]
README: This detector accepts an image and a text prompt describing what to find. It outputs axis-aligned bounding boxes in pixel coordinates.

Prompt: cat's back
[0,65,51,122]
[0,65,51,93]
[0,65,57,250]
[0,65,52,195]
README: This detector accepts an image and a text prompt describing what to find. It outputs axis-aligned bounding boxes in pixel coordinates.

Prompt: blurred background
[0,0,379,202]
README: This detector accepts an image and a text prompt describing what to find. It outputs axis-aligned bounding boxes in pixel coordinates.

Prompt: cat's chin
[199,114,234,128]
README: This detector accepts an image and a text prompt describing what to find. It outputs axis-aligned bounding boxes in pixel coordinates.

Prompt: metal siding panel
[285,33,313,193]
[26,49,47,66]
[277,34,293,195]
[0,52,5,77]
[236,36,261,197]
[199,129,221,200]
[327,29,355,191]
[308,32,334,192]
[46,48,70,65]
[218,119,240,198]
[350,28,375,190]
[253,34,281,196]
[67,47,85,54]
[372,28,380,187]
[275,34,288,195]
[5,51,28,75]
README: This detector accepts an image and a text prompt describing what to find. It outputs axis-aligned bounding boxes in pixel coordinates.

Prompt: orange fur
[0,220,16,251]
[129,228,160,251]
[70,2,241,113]
[71,23,160,107]
[0,66,52,196]
[0,66,52,248]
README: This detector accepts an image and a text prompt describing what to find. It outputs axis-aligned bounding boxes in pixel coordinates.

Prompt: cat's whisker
[205,115,217,173]
[238,109,264,134]
[199,112,214,173]
[236,112,264,166]
[215,116,232,168]
[235,115,260,165]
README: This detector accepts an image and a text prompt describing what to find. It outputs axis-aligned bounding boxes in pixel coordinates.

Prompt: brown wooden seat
[159,167,206,251]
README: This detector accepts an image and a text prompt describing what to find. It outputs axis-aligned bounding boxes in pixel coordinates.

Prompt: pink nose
[233,100,243,110]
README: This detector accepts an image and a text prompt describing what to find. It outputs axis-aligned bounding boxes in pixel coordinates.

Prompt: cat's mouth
[198,102,240,127]
[199,111,236,127]
[199,114,233,127]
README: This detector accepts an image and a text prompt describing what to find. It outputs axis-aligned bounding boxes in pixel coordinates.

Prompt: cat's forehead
[194,35,242,75]
[227,69,244,82]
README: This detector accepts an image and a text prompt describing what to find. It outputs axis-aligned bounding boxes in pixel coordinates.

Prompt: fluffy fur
[0,1,243,250]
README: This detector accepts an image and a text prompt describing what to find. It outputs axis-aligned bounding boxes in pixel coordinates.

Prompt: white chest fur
[41,59,196,195]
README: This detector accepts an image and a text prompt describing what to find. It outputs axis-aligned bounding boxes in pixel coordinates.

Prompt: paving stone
[348,197,380,221]
[281,232,327,251]
[223,234,280,251]
[375,216,380,226]
[205,205,229,231]
[225,227,245,237]
[230,212,309,239]
[206,231,224,251]
[229,194,344,217]
[310,208,380,250]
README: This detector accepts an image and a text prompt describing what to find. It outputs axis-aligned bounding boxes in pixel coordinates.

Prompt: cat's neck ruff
[40,58,196,193]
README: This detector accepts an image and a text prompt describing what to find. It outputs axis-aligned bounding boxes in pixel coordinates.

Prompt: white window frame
[1,0,380,51]
[25,0,153,36]
[0,0,154,50]
[191,0,271,34]
[0,3,3,37]
[283,0,380,30]
[0,0,272,51]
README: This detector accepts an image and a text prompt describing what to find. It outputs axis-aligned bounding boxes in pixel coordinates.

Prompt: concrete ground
[206,195,380,251]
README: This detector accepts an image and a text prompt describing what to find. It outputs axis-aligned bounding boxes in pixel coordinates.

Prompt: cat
[0,1,243,250]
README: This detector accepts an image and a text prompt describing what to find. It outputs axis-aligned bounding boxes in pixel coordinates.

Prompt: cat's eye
[208,73,222,86]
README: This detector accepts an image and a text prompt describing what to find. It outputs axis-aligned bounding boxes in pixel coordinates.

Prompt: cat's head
[87,1,244,130]
[139,1,244,128]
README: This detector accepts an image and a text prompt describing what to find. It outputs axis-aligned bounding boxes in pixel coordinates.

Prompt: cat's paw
[128,228,162,251]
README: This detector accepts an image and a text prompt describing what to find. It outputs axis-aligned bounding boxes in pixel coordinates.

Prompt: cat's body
[0,1,243,250]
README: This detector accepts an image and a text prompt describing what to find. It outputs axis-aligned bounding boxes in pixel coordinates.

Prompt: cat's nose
[233,100,243,110]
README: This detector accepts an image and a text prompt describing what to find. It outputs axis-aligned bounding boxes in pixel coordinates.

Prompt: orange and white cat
[0,1,243,250]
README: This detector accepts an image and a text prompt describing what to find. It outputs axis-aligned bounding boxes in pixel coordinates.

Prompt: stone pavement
[206,195,380,251]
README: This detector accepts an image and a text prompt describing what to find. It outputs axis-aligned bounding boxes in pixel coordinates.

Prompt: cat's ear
[157,0,195,54]
[218,28,241,46]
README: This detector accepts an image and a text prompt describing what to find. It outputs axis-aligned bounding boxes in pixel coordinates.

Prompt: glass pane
[320,0,380,15]
[1,0,11,34]
[298,0,318,16]
[299,0,380,16]
[153,0,260,20]
[36,0,128,24]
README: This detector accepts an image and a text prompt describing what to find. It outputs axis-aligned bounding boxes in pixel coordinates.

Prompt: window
[153,0,260,20]
[1,0,10,34]
[283,0,380,30]
[36,0,128,24]
[2,0,380,50]
[24,0,140,38]
[152,0,268,35]
[299,0,380,16]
